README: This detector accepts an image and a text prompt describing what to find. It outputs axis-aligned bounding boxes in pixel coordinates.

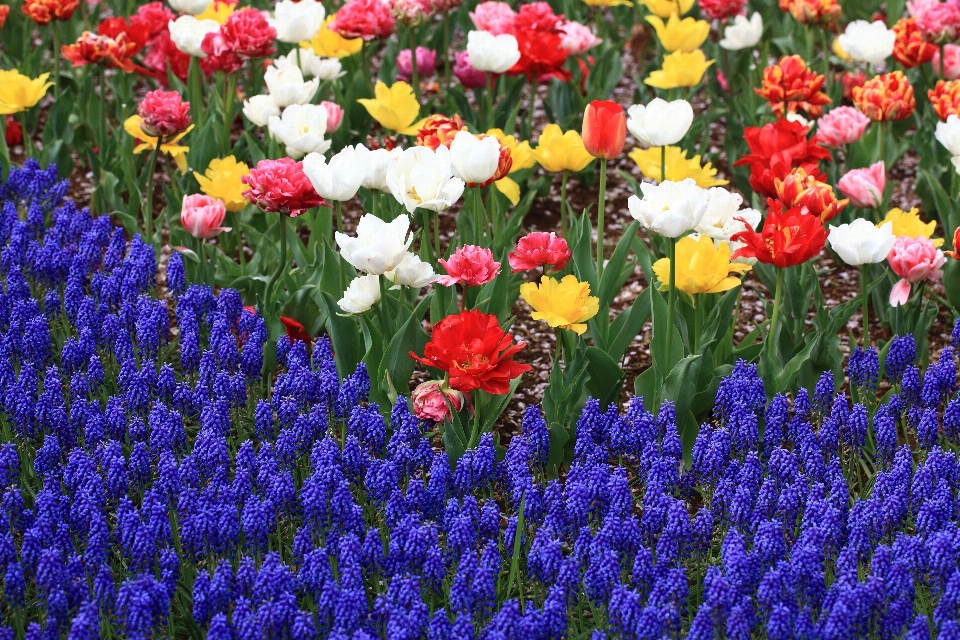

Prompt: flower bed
[0,160,959,639]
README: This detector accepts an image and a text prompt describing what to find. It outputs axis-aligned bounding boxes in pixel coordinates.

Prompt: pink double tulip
[837,162,885,209]
[138,89,191,138]
[321,101,344,133]
[181,194,230,239]
[437,245,501,287]
[452,51,487,89]
[411,380,466,422]
[396,47,437,81]
[815,106,870,147]
[887,236,947,306]
[932,44,960,79]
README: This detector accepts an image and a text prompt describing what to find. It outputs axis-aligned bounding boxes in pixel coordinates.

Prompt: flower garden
[2,0,960,636]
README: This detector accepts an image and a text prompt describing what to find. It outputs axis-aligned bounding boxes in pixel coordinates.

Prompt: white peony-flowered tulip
[168,16,219,57]
[274,0,325,44]
[336,214,413,275]
[466,30,521,74]
[268,104,330,159]
[303,145,369,202]
[385,252,436,288]
[837,20,896,66]
[242,94,281,127]
[386,146,465,213]
[626,99,694,148]
[264,66,320,108]
[628,179,710,238]
[338,274,382,313]
[828,219,897,266]
[719,12,763,51]
[449,131,502,186]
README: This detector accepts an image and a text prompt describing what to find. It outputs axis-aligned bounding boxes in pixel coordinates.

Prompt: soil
[9,33,958,442]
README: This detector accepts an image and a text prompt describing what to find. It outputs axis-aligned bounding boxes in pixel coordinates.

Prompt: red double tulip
[733,118,831,200]
[731,200,828,268]
[581,100,626,160]
[774,166,848,222]
[410,309,531,395]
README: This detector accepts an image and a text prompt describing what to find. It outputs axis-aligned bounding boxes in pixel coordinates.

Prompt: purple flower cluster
[1,161,960,638]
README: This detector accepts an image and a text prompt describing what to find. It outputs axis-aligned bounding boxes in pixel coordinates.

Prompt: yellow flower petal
[644,50,714,89]
[639,0,694,18]
[520,274,600,334]
[486,128,536,172]
[628,146,727,188]
[583,0,632,7]
[646,14,709,53]
[302,14,363,59]
[195,0,234,24]
[194,156,250,212]
[495,177,521,205]
[652,235,750,295]
[531,124,595,173]
[0,71,52,115]
[880,207,943,247]
[358,81,422,133]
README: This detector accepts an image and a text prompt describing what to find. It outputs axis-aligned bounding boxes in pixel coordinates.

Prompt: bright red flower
[699,0,747,20]
[437,245,501,287]
[241,158,329,217]
[21,0,78,25]
[731,199,828,268]
[513,2,562,31]
[138,89,192,138]
[581,99,626,160]
[510,30,569,81]
[416,114,467,150]
[410,309,532,394]
[142,30,191,85]
[4,115,21,146]
[0,5,10,30]
[280,317,312,343]
[892,17,938,68]
[733,118,831,200]
[62,19,149,73]
[755,55,831,119]
[774,166,848,222]
[202,8,276,61]
[840,70,867,101]
[329,0,396,41]
[132,2,175,41]
[508,232,571,273]
[853,71,916,122]
[929,79,960,120]
[778,0,841,25]
[946,226,960,260]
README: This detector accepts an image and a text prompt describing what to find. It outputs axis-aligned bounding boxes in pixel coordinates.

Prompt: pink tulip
[815,106,871,147]
[837,161,885,209]
[396,46,437,81]
[932,43,960,78]
[436,245,501,287]
[469,0,515,35]
[181,194,230,239]
[452,51,487,89]
[887,236,947,306]
[411,380,465,422]
[508,232,571,272]
[321,101,344,133]
[914,0,960,42]
[559,21,601,56]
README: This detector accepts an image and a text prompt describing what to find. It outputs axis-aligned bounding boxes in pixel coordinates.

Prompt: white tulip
[695,187,761,241]
[719,13,763,51]
[168,16,219,57]
[242,94,281,127]
[385,252,436,288]
[828,219,897,266]
[274,0,325,44]
[628,179,709,239]
[449,131,502,186]
[336,214,413,275]
[363,147,404,192]
[626,99,694,148]
[273,48,346,81]
[838,20,896,66]
[168,0,212,16]
[268,104,330,159]
[338,274,382,314]
[466,30,521,74]
[264,66,320,108]
[303,145,369,202]
[315,57,346,81]
[386,146,466,213]
[936,114,960,156]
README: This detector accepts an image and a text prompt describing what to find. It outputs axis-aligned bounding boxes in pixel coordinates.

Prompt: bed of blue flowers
[1,159,960,639]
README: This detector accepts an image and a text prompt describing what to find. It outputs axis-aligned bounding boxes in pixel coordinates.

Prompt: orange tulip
[853,71,916,122]
[581,100,626,160]
[415,114,467,150]
[929,80,960,121]
[778,0,841,25]
[775,166,848,222]
[892,18,937,68]
[21,0,78,25]
[755,55,831,119]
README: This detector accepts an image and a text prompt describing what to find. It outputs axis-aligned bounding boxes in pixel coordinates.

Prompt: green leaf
[584,346,625,409]
[606,295,651,364]
[319,291,364,381]
[657,354,703,455]
[379,313,428,404]
[598,220,640,304]
[650,285,684,377]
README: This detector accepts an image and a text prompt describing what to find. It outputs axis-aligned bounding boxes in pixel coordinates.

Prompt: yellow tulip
[645,50,714,89]
[880,207,944,247]
[195,0,234,24]
[357,81,425,134]
[640,0,694,18]
[584,0,632,6]
[646,14,709,53]
[652,235,751,295]
[487,128,536,205]
[194,156,250,212]
[531,124,595,173]
[302,14,363,59]
[0,71,53,115]
[124,115,192,173]
[628,146,728,188]
[520,275,600,335]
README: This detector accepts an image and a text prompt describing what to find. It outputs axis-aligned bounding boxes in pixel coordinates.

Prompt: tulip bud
[581,99,626,160]
[321,101,344,133]
[411,380,465,422]
[181,194,229,239]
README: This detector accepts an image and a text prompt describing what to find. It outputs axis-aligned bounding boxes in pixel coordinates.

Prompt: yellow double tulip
[880,208,944,247]
[652,235,751,295]
[0,71,53,115]
[194,156,250,212]
[645,50,714,89]
[531,124,595,173]
[646,14,709,53]
[358,81,425,134]
[629,146,727,188]
[520,275,600,335]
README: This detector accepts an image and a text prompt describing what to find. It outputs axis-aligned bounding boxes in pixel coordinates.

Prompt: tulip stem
[485,72,494,131]
[433,211,441,259]
[660,145,666,184]
[143,136,164,245]
[235,225,246,269]
[876,121,884,166]
[861,266,869,347]
[766,267,785,364]
[335,201,344,234]
[222,73,237,152]
[265,213,288,315]
[19,112,32,159]
[941,44,947,80]
[359,43,374,97]
[198,239,209,286]
[98,65,107,158]
[559,170,568,238]
[596,158,607,279]
[409,27,420,101]
[52,26,60,100]
[665,236,676,361]
[443,14,452,92]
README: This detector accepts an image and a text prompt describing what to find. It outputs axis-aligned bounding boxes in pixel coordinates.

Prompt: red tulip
[731,199,828,268]
[280,317,312,344]
[581,99,626,160]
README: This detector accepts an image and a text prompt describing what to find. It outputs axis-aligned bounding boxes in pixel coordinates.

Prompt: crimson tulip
[581,99,626,160]
[731,199,828,268]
